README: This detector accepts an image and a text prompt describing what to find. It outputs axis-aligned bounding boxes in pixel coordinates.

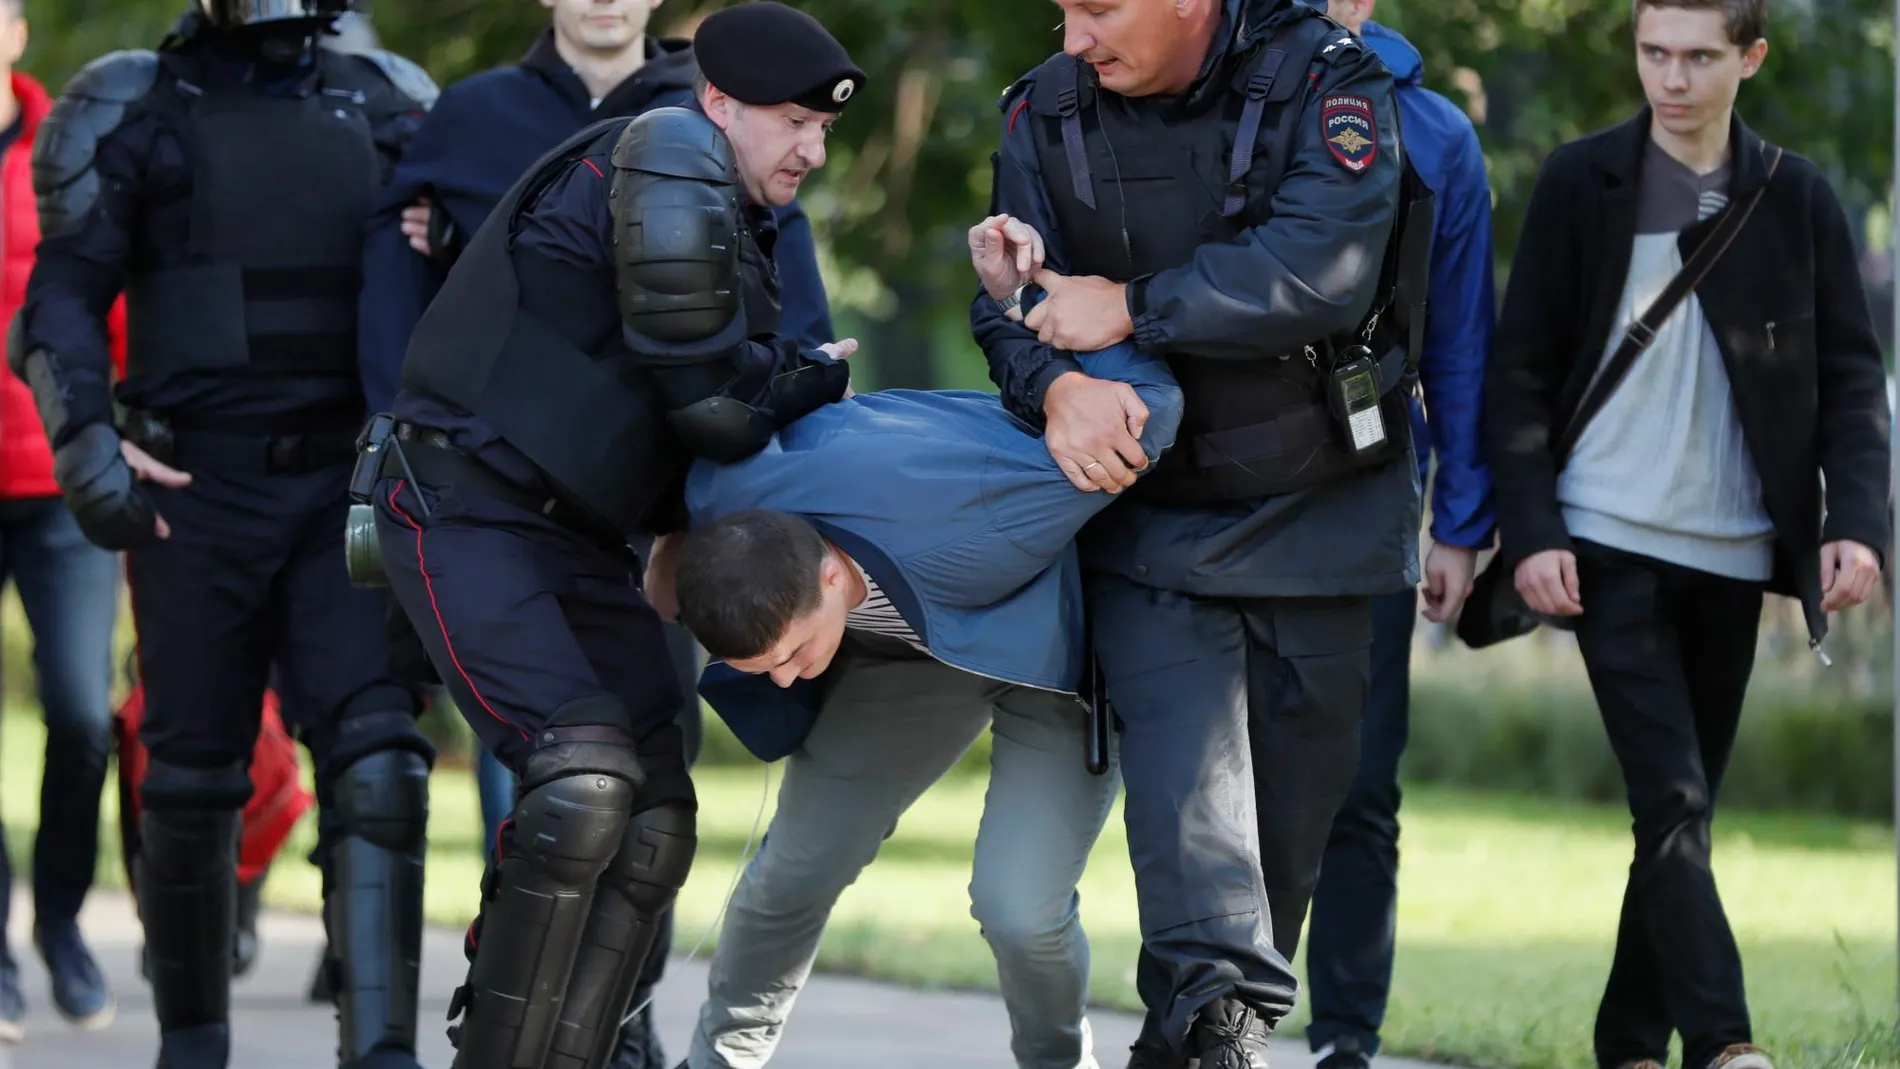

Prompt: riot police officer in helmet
[13,1,438,1066]
[974,0,1432,1065]
[362,4,861,1067]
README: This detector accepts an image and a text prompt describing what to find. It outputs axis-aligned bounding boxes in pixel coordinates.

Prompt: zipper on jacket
[1766,321,1776,352]
[1811,635,1832,668]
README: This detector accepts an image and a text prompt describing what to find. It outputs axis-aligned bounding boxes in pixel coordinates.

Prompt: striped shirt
[844,556,930,653]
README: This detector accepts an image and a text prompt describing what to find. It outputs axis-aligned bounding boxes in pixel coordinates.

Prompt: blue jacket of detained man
[355,31,836,414]
[1361,19,1497,550]
[688,341,1185,761]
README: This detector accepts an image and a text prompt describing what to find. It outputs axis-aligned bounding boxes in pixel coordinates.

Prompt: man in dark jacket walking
[1486,4,1890,1069]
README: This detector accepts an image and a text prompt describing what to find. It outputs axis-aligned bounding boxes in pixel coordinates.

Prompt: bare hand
[1513,548,1581,617]
[1421,543,1478,624]
[1023,269,1134,352]
[401,197,433,257]
[119,439,191,540]
[1820,539,1881,612]
[1043,371,1149,493]
[967,213,1045,303]
[818,339,858,361]
[645,532,684,622]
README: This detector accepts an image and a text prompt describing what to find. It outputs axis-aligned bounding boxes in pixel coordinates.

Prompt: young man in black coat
[1486,3,1890,1069]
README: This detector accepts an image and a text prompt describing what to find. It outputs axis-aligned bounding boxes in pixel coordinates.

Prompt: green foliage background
[18,0,1897,390]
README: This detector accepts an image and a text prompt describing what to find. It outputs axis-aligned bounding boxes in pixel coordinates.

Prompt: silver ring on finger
[1083,461,1104,471]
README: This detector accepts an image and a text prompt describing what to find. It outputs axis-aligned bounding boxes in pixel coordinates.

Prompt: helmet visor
[203,0,353,27]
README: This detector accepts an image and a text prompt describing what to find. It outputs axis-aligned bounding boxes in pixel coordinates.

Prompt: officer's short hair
[1632,0,1768,45]
[675,509,830,662]
[692,70,711,101]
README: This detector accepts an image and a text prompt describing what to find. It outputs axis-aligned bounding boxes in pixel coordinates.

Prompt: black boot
[1126,1011,1188,1069]
[607,998,664,1069]
[233,868,265,978]
[1187,998,1272,1069]
[137,806,240,1068]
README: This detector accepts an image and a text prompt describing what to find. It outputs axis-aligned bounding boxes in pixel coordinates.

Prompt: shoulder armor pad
[608,106,746,362]
[350,49,440,110]
[32,50,159,241]
[609,106,740,184]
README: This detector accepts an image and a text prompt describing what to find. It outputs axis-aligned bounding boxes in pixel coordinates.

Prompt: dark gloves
[53,423,162,551]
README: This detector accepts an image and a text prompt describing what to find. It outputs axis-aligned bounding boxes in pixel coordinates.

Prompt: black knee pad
[448,770,636,1069]
[137,806,241,1032]
[334,748,431,851]
[538,802,696,1069]
[141,757,253,812]
[331,749,431,1063]
[603,802,696,914]
[332,686,437,773]
[520,694,645,794]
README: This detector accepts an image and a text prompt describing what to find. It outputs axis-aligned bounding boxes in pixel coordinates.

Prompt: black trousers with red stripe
[370,473,692,793]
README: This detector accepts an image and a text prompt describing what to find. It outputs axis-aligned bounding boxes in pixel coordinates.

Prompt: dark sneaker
[1317,1036,1372,1069]
[156,1022,229,1069]
[1126,1012,1187,1069]
[34,923,113,1029]
[1187,997,1271,1069]
[0,961,22,1043]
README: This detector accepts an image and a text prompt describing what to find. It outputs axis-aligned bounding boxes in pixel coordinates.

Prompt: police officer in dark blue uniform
[11,1,439,1066]
[358,4,862,1067]
[972,0,1431,1065]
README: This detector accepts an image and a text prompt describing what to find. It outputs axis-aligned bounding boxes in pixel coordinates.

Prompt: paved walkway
[8,890,1446,1068]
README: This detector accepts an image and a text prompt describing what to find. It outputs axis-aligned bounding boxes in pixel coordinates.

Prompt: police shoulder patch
[1321,93,1377,174]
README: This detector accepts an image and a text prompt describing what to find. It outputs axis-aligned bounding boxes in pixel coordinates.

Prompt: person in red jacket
[0,0,128,1042]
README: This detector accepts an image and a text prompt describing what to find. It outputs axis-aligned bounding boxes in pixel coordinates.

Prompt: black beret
[695,2,866,114]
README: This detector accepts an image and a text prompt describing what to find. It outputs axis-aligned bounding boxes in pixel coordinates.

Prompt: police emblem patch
[1321,95,1378,173]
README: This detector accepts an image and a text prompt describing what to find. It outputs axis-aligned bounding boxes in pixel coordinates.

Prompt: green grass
[0,709,1892,1069]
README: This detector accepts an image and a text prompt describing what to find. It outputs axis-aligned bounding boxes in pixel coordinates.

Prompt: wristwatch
[996,284,1026,315]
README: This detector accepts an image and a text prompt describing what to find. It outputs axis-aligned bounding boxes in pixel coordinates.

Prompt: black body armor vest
[1026,10,1433,505]
[401,116,786,536]
[124,48,386,383]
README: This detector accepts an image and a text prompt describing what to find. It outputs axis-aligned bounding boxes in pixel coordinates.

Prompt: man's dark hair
[1632,0,1768,47]
[675,509,830,662]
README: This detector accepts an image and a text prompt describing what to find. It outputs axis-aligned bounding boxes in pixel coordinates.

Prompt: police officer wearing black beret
[970,0,1436,1065]
[355,4,863,1068]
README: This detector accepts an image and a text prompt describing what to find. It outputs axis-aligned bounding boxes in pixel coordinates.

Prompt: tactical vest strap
[1055,60,1095,211]
[1222,49,1286,218]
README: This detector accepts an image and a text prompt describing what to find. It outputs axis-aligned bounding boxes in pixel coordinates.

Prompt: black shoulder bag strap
[1552,144,1784,463]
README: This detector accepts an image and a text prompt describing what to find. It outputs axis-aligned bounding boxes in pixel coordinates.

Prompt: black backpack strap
[1056,57,1095,210]
[1221,48,1286,218]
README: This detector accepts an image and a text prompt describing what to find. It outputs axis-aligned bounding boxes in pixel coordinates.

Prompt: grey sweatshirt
[1556,137,1776,581]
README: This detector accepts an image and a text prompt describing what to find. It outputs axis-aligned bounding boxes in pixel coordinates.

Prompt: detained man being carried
[648,217,1179,1069]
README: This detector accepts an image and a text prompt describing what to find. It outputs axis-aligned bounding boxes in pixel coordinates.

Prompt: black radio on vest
[1023,7,1436,505]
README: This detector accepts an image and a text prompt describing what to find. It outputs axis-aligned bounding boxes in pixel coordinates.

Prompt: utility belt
[118,408,360,476]
[342,414,627,587]
[1134,328,1415,507]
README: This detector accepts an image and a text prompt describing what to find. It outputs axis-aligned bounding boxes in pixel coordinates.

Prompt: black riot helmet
[197,0,356,28]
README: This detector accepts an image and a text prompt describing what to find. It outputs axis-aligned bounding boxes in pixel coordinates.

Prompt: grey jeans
[687,635,1121,1069]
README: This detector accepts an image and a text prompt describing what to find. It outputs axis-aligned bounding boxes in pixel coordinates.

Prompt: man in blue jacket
[1297,5,1495,1069]
[352,4,835,1066]
[651,260,1183,1069]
